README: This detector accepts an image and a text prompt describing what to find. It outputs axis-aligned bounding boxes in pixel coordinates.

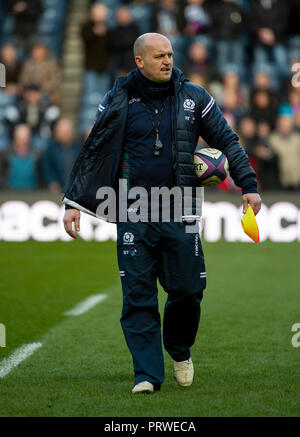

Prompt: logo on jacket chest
[183,99,195,112]
[185,114,195,124]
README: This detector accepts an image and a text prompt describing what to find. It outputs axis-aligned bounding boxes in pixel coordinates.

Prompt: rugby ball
[194,147,229,186]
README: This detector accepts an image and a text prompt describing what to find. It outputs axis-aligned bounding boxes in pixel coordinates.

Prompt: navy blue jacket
[123,70,175,192]
[63,67,257,218]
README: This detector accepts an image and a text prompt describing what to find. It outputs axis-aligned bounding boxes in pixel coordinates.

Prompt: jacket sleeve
[198,87,258,194]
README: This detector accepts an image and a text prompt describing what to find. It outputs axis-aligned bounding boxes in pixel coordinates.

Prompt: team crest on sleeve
[183,99,196,112]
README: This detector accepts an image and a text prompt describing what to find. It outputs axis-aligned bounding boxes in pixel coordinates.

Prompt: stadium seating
[0,0,299,192]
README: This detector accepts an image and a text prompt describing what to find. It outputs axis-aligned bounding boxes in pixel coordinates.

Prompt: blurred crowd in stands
[0,0,299,194]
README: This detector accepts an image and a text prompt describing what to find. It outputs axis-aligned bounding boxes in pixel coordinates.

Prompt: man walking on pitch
[63,33,261,393]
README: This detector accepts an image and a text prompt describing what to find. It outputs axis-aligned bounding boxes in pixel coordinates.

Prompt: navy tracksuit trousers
[117,221,207,389]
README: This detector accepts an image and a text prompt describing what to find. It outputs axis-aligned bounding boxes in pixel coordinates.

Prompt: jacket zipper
[172,81,183,187]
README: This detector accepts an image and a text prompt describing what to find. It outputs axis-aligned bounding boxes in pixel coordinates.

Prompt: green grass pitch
[0,239,299,417]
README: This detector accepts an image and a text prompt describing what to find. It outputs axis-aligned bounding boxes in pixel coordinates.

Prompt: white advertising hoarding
[0,200,299,242]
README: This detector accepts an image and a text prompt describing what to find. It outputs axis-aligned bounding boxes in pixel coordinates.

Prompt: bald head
[133,33,174,83]
[13,124,31,155]
[133,33,171,57]
[54,119,74,146]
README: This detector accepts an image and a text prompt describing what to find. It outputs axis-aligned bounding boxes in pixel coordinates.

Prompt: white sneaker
[132,381,154,394]
[173,358,194,387]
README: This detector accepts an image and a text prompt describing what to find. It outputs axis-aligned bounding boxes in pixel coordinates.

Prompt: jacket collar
[112,66,187,93]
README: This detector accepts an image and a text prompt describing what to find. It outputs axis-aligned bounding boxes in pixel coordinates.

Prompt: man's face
[54,120,74,146]
[90,3,108,22]
[277,116,294,135]
[14,126,31,155]
[135,37,174,83]
[1,44,16,64]
[32,45,48,62]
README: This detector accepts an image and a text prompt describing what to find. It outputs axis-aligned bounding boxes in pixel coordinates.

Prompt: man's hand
[242,193,262,216]
[63,209,81,239]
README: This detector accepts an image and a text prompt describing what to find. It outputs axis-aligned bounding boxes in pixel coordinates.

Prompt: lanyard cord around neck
[139,95,171,156]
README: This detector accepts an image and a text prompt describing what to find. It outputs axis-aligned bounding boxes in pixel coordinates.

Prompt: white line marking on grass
[0,342,42,379]
[63,294,107,316]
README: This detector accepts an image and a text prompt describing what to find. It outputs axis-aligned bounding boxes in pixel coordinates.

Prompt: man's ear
[135,56,143,69]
